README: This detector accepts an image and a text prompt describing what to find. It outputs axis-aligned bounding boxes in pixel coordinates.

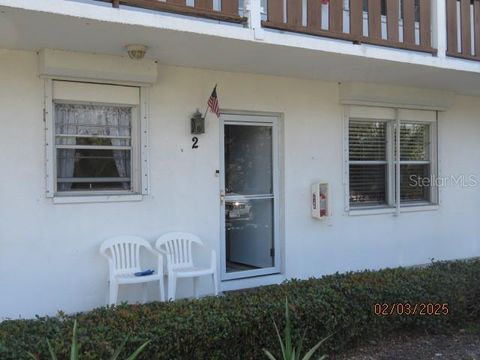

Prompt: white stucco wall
[0,48,479,319]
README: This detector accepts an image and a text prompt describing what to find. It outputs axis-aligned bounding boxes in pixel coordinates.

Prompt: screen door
[220,114,280,280]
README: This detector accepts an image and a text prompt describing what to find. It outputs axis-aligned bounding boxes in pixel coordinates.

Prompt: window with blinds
[348,110,436,209]
[349,120,388,206]
[399,123,431,203]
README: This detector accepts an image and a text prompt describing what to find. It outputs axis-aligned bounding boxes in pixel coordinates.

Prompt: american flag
[207,85,220,118]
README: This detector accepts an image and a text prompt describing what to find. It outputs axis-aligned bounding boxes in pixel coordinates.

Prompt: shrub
[26,320,150,360]
[1,259,479,359]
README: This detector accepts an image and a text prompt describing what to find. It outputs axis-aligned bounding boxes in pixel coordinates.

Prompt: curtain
[108,107,132,190]
[55,104,77,191]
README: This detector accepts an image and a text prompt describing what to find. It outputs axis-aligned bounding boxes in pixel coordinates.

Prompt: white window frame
[44,79,149,203]
[344,105,439,215]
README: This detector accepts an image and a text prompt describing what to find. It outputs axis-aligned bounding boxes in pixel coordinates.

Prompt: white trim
[398,109,437,123]
[340,83,456,111]
[344,105,439,215]
[56,145,131,150]
[56,134,131,139]
[39,49,158,86]
[395,109,401,216]
[53,194,143,204]
[44,79,55,198]
[219,111,282,281]
[348,204,440,216]
[44,80,150,201]
[430,112,439,204]
[348,105,396,120]
[140,87,150,195]
[342,107,350,212]
[57,177,130,182]
[52,81,140,105]
[386,120,395,206]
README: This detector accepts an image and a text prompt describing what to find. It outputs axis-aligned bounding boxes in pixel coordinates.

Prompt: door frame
[219,111,283,281]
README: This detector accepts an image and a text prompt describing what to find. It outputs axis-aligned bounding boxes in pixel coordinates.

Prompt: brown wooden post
[329,0,343,33]
[307,0,322,30]
[113,0,120,8]
[287,0,303,26]
[195,0,213,11]
[403,0,415,45]
[460,0,471,55]
[446,0,458,53]
[368,0,382,40]
[221,0,239,15]
[167,0,187,5]
[386,0,399,42]
[267,0,284,23]
[419,0,431,48]
[349,0,363,38]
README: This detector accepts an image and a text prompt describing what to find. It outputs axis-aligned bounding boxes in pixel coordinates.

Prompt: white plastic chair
[100,235,165,305]
[155,232,218,300]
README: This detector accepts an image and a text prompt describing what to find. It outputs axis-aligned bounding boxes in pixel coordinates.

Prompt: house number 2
[192,137,199,149]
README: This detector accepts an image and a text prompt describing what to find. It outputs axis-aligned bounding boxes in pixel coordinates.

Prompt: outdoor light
[126,44,147,60]
[191,110,205,134]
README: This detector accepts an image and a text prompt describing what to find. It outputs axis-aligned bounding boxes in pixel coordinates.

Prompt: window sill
[52,194,143,204]
[348,204,439,216]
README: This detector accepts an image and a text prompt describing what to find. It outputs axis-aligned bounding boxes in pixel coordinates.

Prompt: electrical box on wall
[312,182,330,219]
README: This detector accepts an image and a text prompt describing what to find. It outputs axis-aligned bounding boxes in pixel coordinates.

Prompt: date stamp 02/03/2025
[374,303,449,316]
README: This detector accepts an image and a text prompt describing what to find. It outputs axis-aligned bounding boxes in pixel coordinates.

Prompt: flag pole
[203,84,217,119]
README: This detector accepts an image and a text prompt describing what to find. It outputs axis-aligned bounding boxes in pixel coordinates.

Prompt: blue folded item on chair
[134,269,155,277]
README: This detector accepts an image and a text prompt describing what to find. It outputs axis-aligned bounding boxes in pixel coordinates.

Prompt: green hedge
[1,259,480,359]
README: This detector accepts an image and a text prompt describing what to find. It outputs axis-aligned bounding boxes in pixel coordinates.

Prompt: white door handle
[220,190,226,203]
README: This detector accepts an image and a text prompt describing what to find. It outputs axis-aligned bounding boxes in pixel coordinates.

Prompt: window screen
[55,104,133,192]
[349,120,388,206]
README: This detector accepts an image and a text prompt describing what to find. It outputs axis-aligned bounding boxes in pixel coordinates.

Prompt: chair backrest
[100,235,152,276]
[155,232,203,270]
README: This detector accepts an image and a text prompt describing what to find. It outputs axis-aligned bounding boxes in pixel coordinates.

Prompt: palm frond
[46,339,58,360]
[124,340,151,360]
[70,320,79,360]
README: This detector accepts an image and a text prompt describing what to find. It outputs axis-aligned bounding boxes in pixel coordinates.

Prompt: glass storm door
[220,114,280,280]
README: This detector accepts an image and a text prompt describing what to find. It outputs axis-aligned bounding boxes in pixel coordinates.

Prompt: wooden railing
[447,0,480,60]
[104,0,247,23]
[262,0,436,54]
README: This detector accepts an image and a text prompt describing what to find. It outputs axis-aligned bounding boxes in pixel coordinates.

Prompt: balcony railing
[95,0,480,61]
[104,0,247,23]
[446,0,480,60]
[262,0,436,54]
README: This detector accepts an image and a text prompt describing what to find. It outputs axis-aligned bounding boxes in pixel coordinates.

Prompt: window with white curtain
[346,106,437,210]
[45,81,148,198]
[55,104,133,192]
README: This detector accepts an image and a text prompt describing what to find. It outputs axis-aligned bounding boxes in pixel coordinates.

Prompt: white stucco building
[1,0,479,319]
